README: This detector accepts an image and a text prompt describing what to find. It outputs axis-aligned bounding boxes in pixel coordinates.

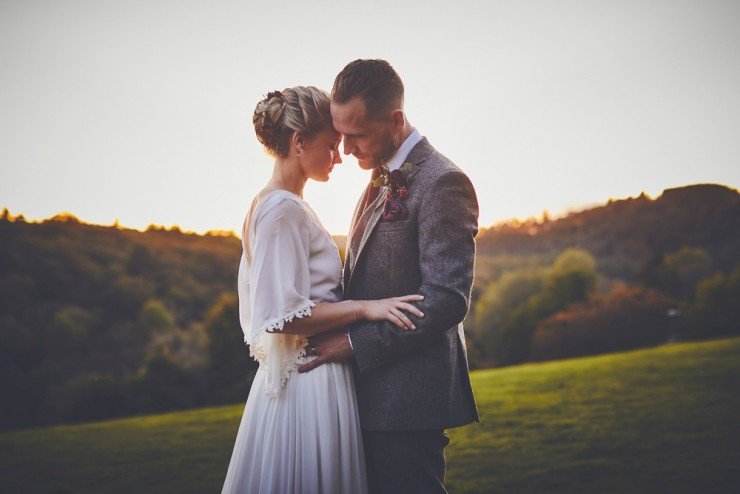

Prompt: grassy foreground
[2,337,739,493]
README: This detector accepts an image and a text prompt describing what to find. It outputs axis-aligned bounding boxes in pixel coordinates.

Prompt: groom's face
[330,97,396,170]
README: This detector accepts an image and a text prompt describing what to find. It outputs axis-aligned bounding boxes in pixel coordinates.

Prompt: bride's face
[330,98,397,170]
[299,127,342,182]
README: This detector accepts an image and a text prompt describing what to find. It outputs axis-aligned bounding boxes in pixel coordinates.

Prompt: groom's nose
[343,140,355,156]
[342,135,355,156]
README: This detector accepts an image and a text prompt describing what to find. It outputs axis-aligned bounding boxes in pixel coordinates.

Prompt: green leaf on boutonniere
[400,162,414,173]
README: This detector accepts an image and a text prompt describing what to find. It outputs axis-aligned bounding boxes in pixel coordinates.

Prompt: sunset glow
[1,0,738,236]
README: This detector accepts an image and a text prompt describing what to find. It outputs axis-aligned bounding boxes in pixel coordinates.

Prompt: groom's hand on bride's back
[298,295,425,373]
[298,330,353,373]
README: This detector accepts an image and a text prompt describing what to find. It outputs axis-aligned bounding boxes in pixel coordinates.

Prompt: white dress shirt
[385,127,422,171]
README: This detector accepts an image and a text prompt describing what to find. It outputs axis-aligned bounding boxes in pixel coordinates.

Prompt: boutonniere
[375,162,414,222]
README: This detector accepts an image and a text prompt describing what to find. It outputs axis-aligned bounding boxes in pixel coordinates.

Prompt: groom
[299,59,480,493]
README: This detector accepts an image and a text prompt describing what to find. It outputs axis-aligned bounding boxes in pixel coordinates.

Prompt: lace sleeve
[238,196,315,396]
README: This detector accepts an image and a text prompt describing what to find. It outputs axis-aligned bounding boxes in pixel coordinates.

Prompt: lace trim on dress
[244,299,317,397]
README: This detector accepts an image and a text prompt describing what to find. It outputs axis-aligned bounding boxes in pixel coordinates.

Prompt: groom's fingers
[298,355,327,373]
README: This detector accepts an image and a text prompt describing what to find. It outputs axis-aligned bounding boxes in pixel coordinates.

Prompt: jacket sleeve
[348,169,479,372]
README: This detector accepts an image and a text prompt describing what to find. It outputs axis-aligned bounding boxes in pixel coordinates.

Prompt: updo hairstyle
[252,86,332,157]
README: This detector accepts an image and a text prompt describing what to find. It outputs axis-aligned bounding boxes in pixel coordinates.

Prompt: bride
[220,86,424,494]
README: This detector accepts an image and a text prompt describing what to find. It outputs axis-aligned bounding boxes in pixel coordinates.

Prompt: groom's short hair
[332,59,404,120]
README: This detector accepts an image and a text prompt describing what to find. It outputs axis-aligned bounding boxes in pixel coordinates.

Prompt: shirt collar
[385,128,422,172]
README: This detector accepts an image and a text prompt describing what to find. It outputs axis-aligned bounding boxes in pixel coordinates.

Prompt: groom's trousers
[362,429,451,494]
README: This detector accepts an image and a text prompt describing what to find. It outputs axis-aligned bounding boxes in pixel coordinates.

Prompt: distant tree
[49,212,81,224]
[203,292,257,403]
[473,248,598,366]
[50,305,97,351]
[543,248,597,307]
[146,323,209,372]
[662,247,713,301]
[473,268,546,365]
[137,299,175,336]
[137,345,196,411]
[681,265,740,340]
[127,244,156,275]
[530,283,674,362]
[0,316,44,429]
[0,272,36,315]
[102,275,154,317]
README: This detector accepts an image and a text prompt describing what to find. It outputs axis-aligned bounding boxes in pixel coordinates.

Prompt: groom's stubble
[353,120,406,171]
[369,126,400,169]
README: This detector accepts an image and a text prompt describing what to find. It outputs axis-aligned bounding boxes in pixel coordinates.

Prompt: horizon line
[1,182,736,238]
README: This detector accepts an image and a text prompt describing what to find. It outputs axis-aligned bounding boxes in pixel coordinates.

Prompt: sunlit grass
[446,337,740,493]
[1,337,738,493]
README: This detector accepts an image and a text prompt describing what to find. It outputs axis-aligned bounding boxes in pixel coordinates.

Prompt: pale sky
[1,0,738,235]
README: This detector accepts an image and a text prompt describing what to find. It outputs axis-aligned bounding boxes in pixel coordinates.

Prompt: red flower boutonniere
[374,162,414,222]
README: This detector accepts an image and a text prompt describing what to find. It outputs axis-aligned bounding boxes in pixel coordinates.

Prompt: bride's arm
[274,295,425,336]
[246,198,422,338]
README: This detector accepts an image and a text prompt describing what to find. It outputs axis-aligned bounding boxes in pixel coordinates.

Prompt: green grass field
[2,337,739,493]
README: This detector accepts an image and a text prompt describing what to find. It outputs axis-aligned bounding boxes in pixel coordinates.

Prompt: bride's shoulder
[253,190,309,226]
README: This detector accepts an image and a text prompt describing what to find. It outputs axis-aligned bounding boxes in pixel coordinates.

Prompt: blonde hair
[252,86,332,157]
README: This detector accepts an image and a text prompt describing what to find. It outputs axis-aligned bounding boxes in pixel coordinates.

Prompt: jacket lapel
[345,137,434,292]
[351,187,387,266]
[343,183,371,291]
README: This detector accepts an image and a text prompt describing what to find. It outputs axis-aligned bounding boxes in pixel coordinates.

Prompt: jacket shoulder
[416,143,469,183]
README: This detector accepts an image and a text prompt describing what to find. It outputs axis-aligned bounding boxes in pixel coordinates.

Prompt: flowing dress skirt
[221,358,368,494]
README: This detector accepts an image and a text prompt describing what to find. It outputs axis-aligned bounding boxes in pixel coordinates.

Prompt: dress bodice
[237,189,343,396]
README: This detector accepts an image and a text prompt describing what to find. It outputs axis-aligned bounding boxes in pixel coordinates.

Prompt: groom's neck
[397,120,414,147]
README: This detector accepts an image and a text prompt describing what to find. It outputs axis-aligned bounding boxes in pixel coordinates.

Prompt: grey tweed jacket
[343,136,480,431]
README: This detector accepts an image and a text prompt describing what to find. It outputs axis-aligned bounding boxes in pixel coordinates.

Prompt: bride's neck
[267,157,307,198]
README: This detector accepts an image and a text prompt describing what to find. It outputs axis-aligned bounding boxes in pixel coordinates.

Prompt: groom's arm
[348,169,479,373]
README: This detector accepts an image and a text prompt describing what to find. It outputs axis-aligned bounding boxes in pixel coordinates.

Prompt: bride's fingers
[397,294,424,302]
[387,311,407,329]
[391,308,415,330]
[397,302,424,318]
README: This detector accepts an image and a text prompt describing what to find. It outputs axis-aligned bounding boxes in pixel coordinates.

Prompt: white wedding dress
[221,189,368,494]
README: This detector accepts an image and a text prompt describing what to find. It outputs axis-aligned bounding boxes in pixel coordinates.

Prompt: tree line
[1,211,255,430]
[0,182,737,430]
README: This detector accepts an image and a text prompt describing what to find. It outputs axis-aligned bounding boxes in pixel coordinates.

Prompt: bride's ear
[292,131,306,156]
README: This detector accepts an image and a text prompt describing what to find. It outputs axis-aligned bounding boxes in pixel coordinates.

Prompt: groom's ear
[390,109,405,131]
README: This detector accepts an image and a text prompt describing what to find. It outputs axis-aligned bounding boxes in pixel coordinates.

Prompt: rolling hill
[2,336,738,493]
